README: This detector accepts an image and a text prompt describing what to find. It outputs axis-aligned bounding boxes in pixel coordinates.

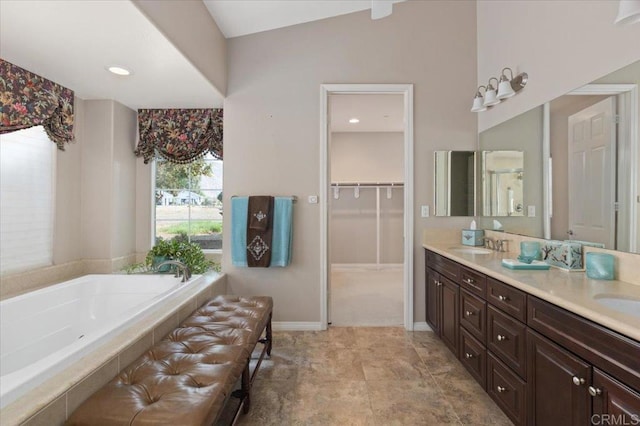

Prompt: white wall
[132,0,227,96]
[224,0,478,324]
[477,0,640,132]
[330,132,403,183]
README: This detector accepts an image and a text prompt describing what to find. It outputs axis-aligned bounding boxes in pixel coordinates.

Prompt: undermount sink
[594,294,640,318]
[448,247,493,255]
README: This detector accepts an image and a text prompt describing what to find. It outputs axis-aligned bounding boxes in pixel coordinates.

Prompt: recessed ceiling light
[107,66,131,76]
[349,118,360,124]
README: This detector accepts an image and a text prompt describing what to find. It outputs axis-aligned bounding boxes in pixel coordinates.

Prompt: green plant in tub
[145,237,218,274]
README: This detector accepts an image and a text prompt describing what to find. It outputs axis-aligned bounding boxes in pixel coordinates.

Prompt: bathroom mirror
[481,151,524,217]
[433,151,476,216]
[477,60,640,253]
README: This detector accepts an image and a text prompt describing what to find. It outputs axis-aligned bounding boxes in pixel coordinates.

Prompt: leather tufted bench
[66,295,273,426]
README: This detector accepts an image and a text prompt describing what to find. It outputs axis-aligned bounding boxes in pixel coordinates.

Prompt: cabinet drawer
[460,289,486,344]
[426,250,459,282]
[460,328,487,390]
[488,305,527,379]
[459,265,487,297]
[487,278,527,322]
[488,352,527,426]
[528,295,640,393]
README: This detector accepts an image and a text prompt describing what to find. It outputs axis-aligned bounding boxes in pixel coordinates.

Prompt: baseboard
[272,321,323,331]
[412,322,432,331]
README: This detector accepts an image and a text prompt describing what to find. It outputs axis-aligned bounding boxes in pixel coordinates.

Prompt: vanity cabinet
[424,248,640,426]
[527,295,640,425]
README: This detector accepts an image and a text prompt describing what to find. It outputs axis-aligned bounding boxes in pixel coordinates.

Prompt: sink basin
[594,294,640,318]
[448,247,493,255]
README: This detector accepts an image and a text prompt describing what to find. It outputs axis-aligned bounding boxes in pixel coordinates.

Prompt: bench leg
[266,312,273,356]
[242,362,251,414]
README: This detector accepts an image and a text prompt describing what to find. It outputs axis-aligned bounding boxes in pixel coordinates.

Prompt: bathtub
[0,273,204,409]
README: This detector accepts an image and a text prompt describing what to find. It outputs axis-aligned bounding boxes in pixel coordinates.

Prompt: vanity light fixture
[472,67,528,112]
[107,65,131,76]
[470,86,487,112]
[483,78,501,107]
[615,0,640,25]
[349,118,360,124]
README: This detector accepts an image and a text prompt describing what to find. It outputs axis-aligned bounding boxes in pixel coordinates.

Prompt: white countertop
[423,243,640,342]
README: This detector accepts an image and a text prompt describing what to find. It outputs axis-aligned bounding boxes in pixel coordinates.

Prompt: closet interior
[328,93,405,326]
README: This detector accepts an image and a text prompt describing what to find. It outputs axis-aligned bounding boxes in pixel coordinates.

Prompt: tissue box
[462,229,485,246]
[542,241,583,269]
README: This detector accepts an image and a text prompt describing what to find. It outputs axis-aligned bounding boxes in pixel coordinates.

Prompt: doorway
[320,84,414,330]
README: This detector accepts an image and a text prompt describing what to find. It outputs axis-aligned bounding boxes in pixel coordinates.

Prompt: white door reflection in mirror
[567,97,616,248]
[482,151,524,217]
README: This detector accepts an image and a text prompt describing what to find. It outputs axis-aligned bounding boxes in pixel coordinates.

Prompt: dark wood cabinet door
[591,369,640,425]
[488,305,527,378]
[440,276,459,357]
[527,329,591,426]
[426,268,441,336]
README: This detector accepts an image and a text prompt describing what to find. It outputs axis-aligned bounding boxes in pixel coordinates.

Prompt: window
[154,154,223,250]
[0,126,55,275]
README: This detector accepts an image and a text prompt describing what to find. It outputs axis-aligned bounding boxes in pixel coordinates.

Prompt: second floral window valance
[135,108,223,164]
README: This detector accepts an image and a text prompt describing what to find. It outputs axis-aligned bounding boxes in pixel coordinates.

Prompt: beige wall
[224,1,478,324]
[330,132,404,183]
[132,0,227,97]
[477,0,640,132]
[53,98,84,265]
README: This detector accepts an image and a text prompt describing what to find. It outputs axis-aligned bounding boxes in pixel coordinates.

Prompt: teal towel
[231,196,293,267]
[231,197,248,267]
[271,197,293,267]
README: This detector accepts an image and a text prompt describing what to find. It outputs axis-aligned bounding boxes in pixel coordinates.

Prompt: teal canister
[585,252,615,280]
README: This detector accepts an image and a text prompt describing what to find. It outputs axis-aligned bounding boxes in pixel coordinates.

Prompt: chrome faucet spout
[155,260,191,282]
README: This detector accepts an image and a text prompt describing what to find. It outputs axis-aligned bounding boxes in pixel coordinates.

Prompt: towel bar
[231,195,297,203]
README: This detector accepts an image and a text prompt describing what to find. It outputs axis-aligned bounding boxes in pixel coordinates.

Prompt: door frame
[320,84,414,330]
[544,83,638,251]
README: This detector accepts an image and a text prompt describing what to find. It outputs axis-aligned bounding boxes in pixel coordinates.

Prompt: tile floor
[235,327,513,426]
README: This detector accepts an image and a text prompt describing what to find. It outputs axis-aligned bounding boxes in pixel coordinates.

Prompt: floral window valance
[135,108,223,164]
[0,59,75,150]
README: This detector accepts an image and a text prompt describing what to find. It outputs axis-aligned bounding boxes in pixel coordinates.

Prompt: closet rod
[330,182,404,188]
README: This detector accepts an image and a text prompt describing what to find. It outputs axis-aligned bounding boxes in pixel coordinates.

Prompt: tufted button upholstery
[66,295,273,426]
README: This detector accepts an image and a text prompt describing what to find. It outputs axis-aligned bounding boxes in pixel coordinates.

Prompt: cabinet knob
[588,386,602,397]
[465,310,474,317]
[465,352,474,359]
[498,295,509,302]
[497,386,506,393]
[464,278,475,284]
[572,376,585,386]
[437,281,443,287]
[496,334,507,342]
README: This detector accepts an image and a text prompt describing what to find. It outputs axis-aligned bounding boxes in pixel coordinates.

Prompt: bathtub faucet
[155,260,191,282]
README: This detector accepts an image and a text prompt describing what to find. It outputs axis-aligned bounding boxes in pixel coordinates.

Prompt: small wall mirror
[434,151,476,216]
[481,151,524,217]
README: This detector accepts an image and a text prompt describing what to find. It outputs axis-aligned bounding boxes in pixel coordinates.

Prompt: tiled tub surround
[422,241,640,342]
[0,271,227,425]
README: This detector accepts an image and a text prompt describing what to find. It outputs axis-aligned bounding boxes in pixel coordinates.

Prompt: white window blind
[1,126,55,275]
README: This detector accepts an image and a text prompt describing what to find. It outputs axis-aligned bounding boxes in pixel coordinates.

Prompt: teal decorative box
[541,241,583,270]
[462,229,485,246]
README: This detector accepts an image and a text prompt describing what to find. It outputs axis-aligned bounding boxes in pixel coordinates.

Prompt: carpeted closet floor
[232,327,512,426]
[330,267,403,326]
